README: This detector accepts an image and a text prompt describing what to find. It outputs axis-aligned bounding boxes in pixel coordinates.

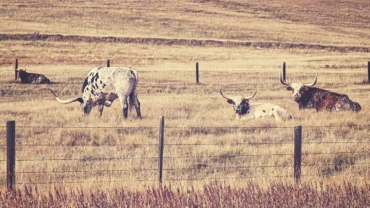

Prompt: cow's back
[249,103,292,121]
[303,87,361,112]
[85,67,138,95]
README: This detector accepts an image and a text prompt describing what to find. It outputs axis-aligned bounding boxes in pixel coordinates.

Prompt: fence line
[1,59,370,85]
[3,119,370,190]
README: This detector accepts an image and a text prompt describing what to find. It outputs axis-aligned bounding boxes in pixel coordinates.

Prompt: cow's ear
[303,86,310,91]
[286,87,293,91]
[77,98,84,104]
[227,99,234,105]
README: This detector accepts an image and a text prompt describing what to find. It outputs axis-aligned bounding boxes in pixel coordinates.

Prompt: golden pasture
[0,0,369,190]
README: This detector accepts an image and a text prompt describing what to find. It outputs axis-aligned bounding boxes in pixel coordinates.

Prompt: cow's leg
[130,92,141,118]
[98,104,104,116]
[119,95,129,118]
[135,99,141,118]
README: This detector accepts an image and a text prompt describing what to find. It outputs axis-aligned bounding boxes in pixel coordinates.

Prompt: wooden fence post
[282,62,286,82]
[107,59,110,67]
[367,61,370,83]
[196,62,199,84]
[6,121,16,191]
[294,126,302,184]
[14,59,18,80]
[158,116,165,184]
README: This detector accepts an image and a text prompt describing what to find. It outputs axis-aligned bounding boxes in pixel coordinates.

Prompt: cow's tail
[129,68,139,111]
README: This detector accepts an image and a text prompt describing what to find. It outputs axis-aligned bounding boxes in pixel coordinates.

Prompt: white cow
[49,66,141,118]
[220,90,292,121]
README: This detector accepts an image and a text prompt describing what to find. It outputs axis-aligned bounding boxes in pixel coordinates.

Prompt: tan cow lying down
[220,90,292,121]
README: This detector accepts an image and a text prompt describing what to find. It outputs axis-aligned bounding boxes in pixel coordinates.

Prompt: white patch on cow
[241,103,292,121]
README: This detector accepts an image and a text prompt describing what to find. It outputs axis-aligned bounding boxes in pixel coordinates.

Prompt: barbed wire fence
[2,120,370,191]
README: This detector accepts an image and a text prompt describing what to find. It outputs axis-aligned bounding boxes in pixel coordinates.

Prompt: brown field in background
[0,0,370,205]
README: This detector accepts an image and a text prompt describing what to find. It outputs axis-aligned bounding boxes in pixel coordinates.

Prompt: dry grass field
[0,0,370,206]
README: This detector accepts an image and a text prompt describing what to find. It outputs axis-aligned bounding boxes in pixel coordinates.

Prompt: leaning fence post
[294,126,302,184]
[158,116,165,184]
[282,62,286,82]
[196,62,199,84]
[6,121,16,191]
[14,59,18,80]
[107,59,110,67]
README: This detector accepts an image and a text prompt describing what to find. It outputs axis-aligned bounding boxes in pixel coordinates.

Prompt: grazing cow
[17,69,50,84]
[49,66,141,118]
[220,90,292,121]
[280,73,361,112]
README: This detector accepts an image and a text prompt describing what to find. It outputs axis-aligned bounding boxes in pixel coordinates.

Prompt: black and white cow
[220,90,292,121]
[49,66,141,118]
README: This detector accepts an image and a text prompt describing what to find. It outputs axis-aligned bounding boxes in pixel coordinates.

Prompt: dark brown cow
[17,69,50,84]
[280,73,361,112]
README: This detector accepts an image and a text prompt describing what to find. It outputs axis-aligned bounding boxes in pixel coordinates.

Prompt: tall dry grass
[0,182,369,207]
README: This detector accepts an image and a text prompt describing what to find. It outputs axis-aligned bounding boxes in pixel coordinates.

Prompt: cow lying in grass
[220,90,292,121]
[280,73,361,112]
[17,69,50,84]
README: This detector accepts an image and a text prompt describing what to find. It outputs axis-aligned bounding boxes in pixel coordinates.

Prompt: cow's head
[48,88,110,116]
[220,90,256,116]
[280,73,317,102]
[16,69,27,76]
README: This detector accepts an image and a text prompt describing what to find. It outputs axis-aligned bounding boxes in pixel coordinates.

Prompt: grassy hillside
[1,0,370,43]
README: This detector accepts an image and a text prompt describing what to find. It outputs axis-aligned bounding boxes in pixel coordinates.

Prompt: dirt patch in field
[1,33,369,53]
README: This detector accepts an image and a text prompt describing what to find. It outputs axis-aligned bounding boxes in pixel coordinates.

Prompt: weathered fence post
[107,59,110,67]
[6,121,16,191]
[14,59,18,80]
[282,62,286,82]
[196,62,199,84]
[294,126,302,184]
[158,116,165,184]
[367,61,370,83]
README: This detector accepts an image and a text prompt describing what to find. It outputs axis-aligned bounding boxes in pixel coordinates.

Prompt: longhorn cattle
[17,69,50,84]
[220,90,292,121]
[280,73,361,112]
[49,66,141,118]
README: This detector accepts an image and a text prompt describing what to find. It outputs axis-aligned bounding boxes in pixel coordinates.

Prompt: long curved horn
[48,88,82,104]
[244,91,257,100]
[304,74,317,86]
[280,72,290,86]
[220,90,232,100]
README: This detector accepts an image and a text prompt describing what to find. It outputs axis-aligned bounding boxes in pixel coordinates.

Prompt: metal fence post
[282,62,286,82]
[368,61,370,83]
[14,59,18,80]
[196,62,199,84]
[294,126,302,184]
[158,116,165,184]
[6,121,16,191]
[107,59,110,67]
